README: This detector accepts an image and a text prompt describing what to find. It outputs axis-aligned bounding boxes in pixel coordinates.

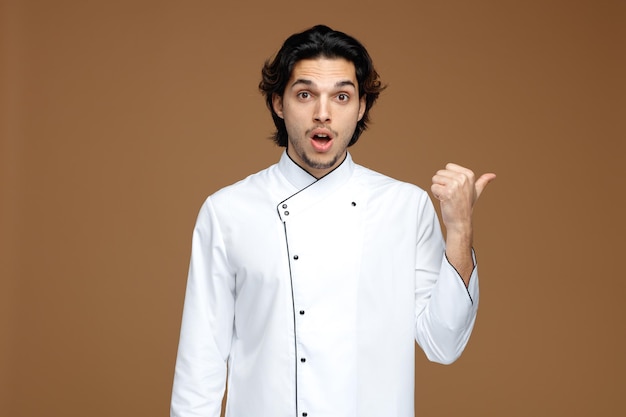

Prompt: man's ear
[272,94,284,119]
[357,95,366,121]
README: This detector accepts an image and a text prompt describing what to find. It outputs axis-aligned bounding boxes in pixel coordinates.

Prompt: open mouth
[310,128,334,141]
[312,133,331,142]
[310,130,334,152]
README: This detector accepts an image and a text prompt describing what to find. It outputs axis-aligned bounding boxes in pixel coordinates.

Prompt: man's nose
[314,99,331,123]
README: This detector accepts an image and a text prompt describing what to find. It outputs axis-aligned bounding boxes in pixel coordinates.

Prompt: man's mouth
[310,128,334,140]
[310,129,334,152]
[312,133,330,141]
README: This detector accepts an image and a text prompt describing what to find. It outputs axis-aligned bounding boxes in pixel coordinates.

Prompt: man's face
[273,57,366,178]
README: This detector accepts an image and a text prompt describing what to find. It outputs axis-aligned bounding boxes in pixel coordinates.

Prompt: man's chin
[303,155,337,170]
[303,151,348,172]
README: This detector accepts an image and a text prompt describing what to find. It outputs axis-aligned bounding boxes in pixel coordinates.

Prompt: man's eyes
[295,92,351,101]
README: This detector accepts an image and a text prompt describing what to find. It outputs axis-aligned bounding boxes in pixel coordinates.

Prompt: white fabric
[171,151,479,417]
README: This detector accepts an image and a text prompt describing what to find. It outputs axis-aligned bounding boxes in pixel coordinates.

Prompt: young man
[171,25,495,417]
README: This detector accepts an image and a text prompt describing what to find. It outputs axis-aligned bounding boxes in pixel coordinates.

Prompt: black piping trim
[277,153,348,213]
[444,251,475,305]
[282,221,299,417]
[277,180,316,212]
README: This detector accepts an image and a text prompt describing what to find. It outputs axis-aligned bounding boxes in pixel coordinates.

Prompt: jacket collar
[277,150,355,191]
[276,151,355,221]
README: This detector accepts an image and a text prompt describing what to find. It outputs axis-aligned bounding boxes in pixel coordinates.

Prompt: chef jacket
[171,151,479,417]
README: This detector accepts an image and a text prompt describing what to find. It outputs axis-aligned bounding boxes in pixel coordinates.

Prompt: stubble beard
[301,151,343,171]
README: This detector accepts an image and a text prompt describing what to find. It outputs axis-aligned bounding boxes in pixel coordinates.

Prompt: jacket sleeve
[413,193,479,365]
[171,198,235,417]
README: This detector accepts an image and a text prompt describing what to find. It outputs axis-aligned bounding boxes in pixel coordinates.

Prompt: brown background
[1,0,624,416]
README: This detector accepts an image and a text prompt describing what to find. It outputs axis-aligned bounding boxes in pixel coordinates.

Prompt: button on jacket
[171,151,480,417]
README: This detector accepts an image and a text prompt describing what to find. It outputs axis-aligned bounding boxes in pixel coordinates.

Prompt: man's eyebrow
[335,80,356,89]
[290,78,313,88]
[289,79,357,89]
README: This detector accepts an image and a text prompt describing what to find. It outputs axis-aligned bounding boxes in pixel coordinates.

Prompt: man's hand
[431,163,496,284]
[431,163,496,234]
